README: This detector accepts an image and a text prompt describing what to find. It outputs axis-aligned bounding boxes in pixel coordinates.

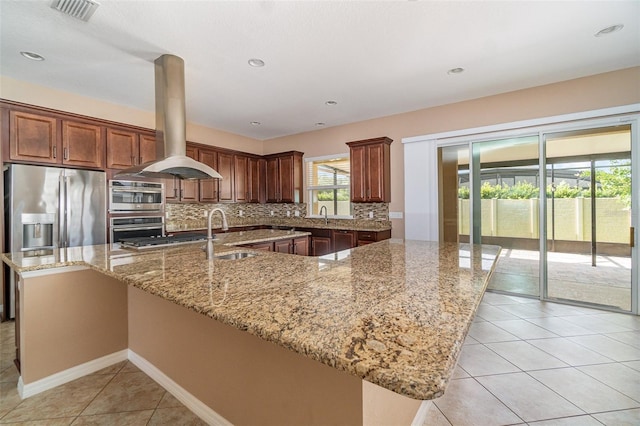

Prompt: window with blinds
[305,154,352,217]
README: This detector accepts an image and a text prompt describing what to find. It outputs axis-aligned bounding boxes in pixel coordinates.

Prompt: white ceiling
[1,1,638,141]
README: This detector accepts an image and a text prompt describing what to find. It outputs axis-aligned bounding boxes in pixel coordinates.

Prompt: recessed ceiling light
[447,67,464,75]
[20,51,45,61]
[250,121,261,126]
[248,58,265,67]
[595,24,624,37]
[325,100,338,106]
[315,122,326,127]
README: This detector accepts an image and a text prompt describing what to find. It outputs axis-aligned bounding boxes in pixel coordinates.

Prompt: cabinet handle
[139,157,143,165]
[53,146,57,159]
[173,188,178,198]
[631,227,635,248]
[180,188,183,199]
[63,147,68,160]
[131,155,136,166]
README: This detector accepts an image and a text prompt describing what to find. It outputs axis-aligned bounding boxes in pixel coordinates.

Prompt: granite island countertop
[2,230,500,400]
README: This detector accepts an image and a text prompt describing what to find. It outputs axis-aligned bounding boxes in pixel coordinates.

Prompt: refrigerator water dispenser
[22,213,54,250]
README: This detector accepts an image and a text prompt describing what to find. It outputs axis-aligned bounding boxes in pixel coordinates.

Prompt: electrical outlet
[287,211,291,217]
[270,210,275,216]
[294,210,300,217]
[203,210,208,217]
[368,211,374,219]
[239,210,243,217]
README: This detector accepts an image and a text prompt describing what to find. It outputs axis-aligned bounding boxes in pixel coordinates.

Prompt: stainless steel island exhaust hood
[116,54,222,180]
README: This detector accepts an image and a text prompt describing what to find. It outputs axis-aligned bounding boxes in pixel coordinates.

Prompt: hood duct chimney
[116,54,222,180]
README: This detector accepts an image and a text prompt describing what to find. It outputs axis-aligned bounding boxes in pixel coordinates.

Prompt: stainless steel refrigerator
[3,164,107,319]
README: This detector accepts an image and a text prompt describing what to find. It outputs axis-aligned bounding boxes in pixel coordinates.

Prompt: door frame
[421,111,639,314]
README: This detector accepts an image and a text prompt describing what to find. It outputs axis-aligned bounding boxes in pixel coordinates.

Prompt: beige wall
[264,67,640,238]
[20,269,128,384]
[128,286,365,425]
[0,75,263,155]
[3,67,639,239]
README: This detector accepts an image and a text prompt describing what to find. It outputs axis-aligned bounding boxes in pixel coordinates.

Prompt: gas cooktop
[119,233,209,250]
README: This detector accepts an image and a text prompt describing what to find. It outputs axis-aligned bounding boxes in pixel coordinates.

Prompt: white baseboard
[128,350,232,426]
[411,400,432,426]
[18,349,128,399]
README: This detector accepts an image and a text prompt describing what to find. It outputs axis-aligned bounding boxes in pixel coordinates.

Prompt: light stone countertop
[2,230,501,400]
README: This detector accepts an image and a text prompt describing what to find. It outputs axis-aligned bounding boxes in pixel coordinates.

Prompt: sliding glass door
[439,119,637,313]
[544,126,632,310]
[470,136,541,297]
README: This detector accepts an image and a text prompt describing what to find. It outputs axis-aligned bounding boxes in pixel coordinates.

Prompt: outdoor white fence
[459,198,630,243]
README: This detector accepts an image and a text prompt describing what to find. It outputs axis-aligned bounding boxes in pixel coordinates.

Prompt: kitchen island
[2,230,500,425]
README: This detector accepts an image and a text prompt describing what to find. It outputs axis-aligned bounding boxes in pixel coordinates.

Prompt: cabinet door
[274,239,291,254]
[106,128,138,169]
[180,146,199,201]
[198,149,218,202]
[234,155,249,203]
[217,152,235,202]
[367,143,386,202]
[278,155,295,203]
[265,157,280,202]
[350,145,367,202]
[164,177,179,201]
[62,121,104,168]
[138,133,158,165]
[311,236,332,256]
[332,230,357,252]
[247,157,262,203]
[9,111,58,164]
[292,237,309,256]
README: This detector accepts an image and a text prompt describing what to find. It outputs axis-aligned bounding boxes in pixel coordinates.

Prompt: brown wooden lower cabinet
[241,237,308,256]
[297,228,333,256]
[332,229,357,252]
[357,229,392,246]
[292,237,309,256]
[245,241,273,252]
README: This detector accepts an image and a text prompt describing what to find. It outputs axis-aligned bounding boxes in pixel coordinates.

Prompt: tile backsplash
[165,202,389,231]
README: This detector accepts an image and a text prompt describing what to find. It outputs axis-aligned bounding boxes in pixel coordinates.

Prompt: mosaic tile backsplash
[165,202,390,231]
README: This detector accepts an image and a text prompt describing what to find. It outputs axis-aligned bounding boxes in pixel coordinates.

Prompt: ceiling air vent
[51,0,100,22]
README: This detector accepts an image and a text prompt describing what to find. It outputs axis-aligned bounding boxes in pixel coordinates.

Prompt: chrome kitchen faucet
[206,208,229,260]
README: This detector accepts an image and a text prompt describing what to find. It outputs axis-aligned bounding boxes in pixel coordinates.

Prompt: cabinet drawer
[357,231,376,241]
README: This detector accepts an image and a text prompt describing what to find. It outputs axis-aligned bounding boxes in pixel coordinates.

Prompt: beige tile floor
[422,292,640,426]
[0,320,206,425]
[2,293,639,425]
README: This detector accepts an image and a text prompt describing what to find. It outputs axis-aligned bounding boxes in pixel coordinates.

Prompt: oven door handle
[110,188,162,194]
[112,225,165,231]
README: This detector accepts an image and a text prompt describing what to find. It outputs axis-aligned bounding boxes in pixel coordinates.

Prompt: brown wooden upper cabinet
[247,157,264,203]
[197,147,218,202]
[172,144,262,204]
[233,154,249,203]
[347,137,392,203]
[9,110,105,168]
[165,144,199,202]
[106,128,157,169]
[265,151,303,203]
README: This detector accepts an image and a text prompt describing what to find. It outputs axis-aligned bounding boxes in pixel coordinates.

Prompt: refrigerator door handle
[58,174,66,247]
[65,175,71,248]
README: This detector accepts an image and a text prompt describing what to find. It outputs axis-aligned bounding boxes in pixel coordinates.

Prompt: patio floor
[489,248,632,311]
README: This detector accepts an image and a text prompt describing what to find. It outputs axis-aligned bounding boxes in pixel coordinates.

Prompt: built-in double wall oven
[108,180,165,243]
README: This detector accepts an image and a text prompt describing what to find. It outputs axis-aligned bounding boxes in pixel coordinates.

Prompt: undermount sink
[214,251,257,260]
